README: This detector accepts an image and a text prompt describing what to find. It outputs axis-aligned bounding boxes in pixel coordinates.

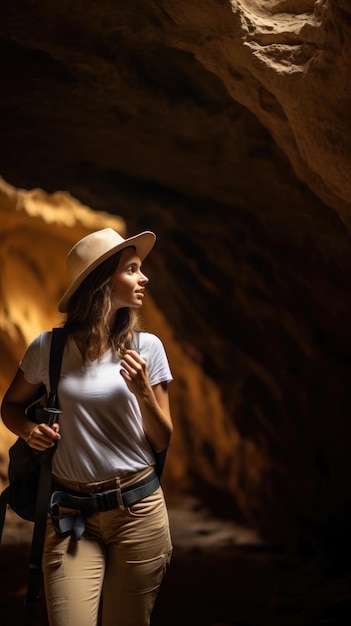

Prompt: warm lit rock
[0,179,127,477]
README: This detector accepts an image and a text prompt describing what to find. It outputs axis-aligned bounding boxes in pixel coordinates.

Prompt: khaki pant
[42,474,172,626]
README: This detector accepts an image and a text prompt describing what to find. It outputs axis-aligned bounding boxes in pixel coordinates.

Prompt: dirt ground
[1,499,351,626]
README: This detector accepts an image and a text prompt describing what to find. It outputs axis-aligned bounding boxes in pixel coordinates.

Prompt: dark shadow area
[2,504,351,626]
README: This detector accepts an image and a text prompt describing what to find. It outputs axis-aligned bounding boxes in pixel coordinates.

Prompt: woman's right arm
[1,368,60,450]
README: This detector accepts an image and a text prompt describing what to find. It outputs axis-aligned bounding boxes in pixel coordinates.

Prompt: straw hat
[58,228,156,312]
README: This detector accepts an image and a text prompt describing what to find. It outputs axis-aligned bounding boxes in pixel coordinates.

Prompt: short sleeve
[138,333,173,387]
[19,331,52,386]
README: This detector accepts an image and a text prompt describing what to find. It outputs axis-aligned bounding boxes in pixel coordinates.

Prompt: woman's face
[109,247,149,311]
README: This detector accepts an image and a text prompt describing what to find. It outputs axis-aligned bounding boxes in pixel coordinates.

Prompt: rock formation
[1,0,351,559]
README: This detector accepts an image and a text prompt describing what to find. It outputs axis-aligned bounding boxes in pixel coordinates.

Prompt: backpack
[0,327,66,623]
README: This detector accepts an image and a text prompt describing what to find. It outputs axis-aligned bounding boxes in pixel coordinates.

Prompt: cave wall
[1,0,351,555]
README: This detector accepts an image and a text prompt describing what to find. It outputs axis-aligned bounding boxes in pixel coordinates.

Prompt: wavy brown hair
[64,247,143,361]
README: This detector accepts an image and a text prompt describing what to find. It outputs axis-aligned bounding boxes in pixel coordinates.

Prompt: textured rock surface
[1,0,351,560]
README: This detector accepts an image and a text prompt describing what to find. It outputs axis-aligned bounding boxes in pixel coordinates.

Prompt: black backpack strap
[24,327,66,622]
[47,327,66,409]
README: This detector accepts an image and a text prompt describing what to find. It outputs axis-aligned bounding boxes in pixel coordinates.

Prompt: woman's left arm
[120,349,173,452]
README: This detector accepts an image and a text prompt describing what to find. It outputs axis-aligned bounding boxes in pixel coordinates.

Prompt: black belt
[50,469,160,540]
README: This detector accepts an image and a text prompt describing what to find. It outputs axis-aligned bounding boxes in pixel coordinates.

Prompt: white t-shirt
[20,330,173,482]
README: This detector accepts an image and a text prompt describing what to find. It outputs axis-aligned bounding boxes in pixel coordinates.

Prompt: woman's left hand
[120,349,149,396]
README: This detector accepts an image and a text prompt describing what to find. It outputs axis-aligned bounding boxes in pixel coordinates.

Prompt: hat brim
[58,231,156,313]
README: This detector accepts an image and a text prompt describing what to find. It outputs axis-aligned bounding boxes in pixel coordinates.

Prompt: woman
[1,228,173,626]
